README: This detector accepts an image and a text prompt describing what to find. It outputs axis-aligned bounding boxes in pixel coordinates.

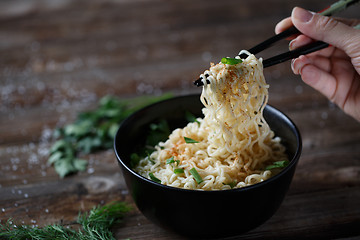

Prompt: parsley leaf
[48,94,172,178]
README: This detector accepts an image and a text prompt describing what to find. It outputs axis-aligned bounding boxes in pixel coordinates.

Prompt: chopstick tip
[193,78,204,87]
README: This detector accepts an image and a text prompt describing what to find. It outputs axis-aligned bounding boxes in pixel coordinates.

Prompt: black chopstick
[262,40,329,68]
[194,0,359,87]
[238,27,299,59]
[193,40,329,87]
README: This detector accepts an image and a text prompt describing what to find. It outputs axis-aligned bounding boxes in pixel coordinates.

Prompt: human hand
[275,7,360,121]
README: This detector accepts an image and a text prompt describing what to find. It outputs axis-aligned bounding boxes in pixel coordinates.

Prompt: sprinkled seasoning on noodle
[134,51,288,190]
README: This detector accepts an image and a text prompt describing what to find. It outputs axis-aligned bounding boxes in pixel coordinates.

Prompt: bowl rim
[114,94,302,194]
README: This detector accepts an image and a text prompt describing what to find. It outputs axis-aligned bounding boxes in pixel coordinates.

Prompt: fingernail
[289,40,296,50]
[291,58,297,74]
[293,7,314,23]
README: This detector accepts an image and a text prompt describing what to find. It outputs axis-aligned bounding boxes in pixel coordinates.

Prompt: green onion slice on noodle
[166,156,180,166]
[184,137,199,143]
[190,168,203,184]
[221,57,243,65]
[149,173,161,183]
[174,168,184,174]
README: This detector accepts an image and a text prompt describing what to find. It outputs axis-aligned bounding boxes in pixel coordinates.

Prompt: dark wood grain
[1,0,360,239]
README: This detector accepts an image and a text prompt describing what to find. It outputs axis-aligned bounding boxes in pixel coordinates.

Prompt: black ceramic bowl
[114,94,302,238]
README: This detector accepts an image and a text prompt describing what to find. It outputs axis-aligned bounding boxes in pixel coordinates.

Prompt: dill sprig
[77,201,132,240]
[0,201,132,240]
[0,221,76,240]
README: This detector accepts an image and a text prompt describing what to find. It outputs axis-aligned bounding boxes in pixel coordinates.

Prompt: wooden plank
[1,0,360,239]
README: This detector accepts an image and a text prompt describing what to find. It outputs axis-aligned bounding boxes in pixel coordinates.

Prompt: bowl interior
[114,94,302,237]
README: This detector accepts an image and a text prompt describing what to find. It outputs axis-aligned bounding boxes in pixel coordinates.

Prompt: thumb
[291,7,360,58]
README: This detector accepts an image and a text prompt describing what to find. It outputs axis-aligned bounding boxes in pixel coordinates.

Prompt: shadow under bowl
[114,94,302,238]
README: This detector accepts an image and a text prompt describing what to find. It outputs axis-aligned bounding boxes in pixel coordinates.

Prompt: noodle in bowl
[134,52,288,190]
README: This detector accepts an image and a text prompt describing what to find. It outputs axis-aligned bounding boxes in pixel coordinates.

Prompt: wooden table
[1,0,359,239]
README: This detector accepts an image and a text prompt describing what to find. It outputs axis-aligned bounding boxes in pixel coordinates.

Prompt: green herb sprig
[49,94,172,178]
[0,201,132,240]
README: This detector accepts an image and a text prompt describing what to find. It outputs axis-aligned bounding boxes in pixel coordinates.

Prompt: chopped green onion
[174,168,184,174]
[184,137,199,143]
[149,173,161,183]
[190,167,203,184]
[221,57,243,65]
[166,156,175,164]
[265,160,290,170]
[166,156,180,166]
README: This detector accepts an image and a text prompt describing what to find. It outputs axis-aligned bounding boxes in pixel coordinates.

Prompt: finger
[308,55,331,73]
[275,17,292,34]
[330,58,358,106]
[292,54,332,75]
[289,34,349,59]
[333,17,360,27]
[291,55,310,75]
[292,40,337,58]
[343,75,360,120]
[275,17,297,40]
[299,62,337,101]
[286,30,339,59]
[289,38,336,59]
[275,15,360,35]
[289,34,313,50]
[300,44,347,59]
[291,7,360,59]
[298,57,357,106]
